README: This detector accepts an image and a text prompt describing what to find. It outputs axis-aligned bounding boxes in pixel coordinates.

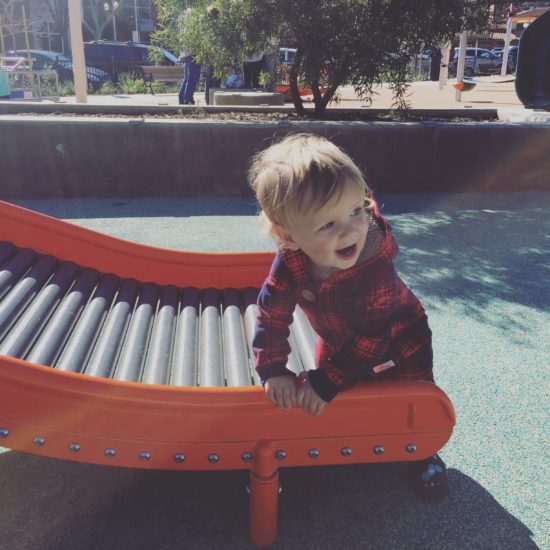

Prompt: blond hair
[248,134,372,233]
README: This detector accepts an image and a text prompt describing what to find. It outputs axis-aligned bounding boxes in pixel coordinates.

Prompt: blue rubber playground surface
[1,191,548,549]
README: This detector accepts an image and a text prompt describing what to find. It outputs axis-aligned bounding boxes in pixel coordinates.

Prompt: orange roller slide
[0,200,455,546]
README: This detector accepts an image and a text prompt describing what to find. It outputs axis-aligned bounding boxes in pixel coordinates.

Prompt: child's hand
[264,375,298,409]
[297,374,326,416]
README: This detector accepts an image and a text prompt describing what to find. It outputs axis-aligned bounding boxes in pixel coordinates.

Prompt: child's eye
[351,206,363,217]
[319,221,334,231]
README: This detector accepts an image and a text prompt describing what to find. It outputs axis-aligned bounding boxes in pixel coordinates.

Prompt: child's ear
[272,224,300,251]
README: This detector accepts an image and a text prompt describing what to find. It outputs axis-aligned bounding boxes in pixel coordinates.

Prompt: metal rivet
[309,448,320,459]
[33,436,45,446]
[0,428,8,439]
[174,453,185,463]
[373,445,384,455]
[140,451,151,462]
[341,447,352,457]
[406,443,417,454]
[208,453,219,464]
[104,448,116,458]
[275,450,286,460]
[241,452,253,462]
[69,443,81,453]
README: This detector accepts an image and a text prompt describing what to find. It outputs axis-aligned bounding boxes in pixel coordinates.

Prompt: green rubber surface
[1,191,548,550]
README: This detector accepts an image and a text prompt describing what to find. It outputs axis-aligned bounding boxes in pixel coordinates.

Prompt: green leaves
[152,0,498,116]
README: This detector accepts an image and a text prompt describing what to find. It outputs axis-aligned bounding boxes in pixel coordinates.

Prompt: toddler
[248,133,449,501]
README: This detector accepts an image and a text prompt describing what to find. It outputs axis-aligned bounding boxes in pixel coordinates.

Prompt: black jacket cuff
[307,369,338,402]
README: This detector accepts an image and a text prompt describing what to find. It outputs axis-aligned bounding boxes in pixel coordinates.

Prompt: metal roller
[141,285,179,385]
[291,306,317,372]
[242,287,261,386]
[199,288,224,387]
[0,255,58,341]
[0,261,79,358]
[170,287,199,386]
[0,248,36,301]
[56,273,120,373]
[113,282,159,382]
[84,279,139,377]
[222,288,252,387]
[27,268,99,366]
[286,322,306,376]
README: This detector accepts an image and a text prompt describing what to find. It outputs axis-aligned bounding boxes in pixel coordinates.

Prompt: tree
[152,0,505,117]
[0,0,26,50]
[35,0,70,52]
[82,0,124,41]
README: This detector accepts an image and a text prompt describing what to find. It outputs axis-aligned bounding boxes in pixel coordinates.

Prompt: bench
[0,200,455,546]
[140,65,182,94]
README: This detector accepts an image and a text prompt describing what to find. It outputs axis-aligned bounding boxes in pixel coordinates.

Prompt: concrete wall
[1,116,549,199]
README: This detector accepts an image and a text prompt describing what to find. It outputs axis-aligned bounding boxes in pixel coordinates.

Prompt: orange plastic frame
[0,201,455,546]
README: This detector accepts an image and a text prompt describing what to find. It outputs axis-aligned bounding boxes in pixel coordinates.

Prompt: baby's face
[279,180,369,280]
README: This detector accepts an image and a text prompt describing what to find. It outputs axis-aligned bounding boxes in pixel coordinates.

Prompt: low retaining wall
[1,116,549,199]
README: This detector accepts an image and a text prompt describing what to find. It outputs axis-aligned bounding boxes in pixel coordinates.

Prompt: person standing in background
[178,8,201,105]
[243,49,264,88]
[179,51,201,105]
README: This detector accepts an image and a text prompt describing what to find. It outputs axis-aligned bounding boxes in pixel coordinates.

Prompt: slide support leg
[249,440,279,546]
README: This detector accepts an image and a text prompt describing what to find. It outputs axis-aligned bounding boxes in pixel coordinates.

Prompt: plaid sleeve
[253,253,298,384]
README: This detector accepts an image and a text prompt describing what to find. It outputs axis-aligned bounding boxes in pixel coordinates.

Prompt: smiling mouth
[336,244,357,258]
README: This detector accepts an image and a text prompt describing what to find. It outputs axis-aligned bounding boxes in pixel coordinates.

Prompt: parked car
[83,41,180,81]
[449,47,514,77]
[1,49,110,89]
[492,45,519,70]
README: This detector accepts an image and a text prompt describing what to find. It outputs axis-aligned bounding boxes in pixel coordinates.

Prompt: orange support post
[249,440,279,547]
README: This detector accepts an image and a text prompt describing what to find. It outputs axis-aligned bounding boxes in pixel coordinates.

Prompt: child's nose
[340,221,356,238]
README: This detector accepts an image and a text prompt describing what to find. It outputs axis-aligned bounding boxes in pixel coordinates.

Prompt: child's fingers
[284,384,297,408]
[265,379,297,409]
[296,386,304,407]
[266,385,278,406]
[299,388,325,416]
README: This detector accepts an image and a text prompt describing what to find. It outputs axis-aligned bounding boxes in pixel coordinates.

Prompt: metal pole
[0,17,5,52]
[501,17,513,78]
[133,0,140,42]
[455,30,468,102]
[22,5,39,99]
[68,0,88,103]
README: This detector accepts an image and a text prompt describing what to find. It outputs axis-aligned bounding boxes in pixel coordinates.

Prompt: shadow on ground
[0,451,538,550]
[380,191,550,323]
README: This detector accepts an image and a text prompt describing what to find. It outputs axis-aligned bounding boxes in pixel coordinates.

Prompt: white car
[449,47,514,76]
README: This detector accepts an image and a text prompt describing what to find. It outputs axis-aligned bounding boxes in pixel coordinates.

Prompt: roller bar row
[0,241,316,387]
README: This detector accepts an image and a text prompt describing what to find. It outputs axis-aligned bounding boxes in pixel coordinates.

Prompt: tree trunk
[312,80,339,118]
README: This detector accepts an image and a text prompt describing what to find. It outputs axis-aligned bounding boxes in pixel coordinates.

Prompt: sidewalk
[56,76,523,111]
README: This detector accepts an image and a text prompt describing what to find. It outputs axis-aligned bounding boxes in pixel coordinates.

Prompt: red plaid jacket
[252,202,433,402]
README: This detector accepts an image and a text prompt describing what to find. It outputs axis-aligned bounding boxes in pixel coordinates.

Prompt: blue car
[2,49,111,89]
